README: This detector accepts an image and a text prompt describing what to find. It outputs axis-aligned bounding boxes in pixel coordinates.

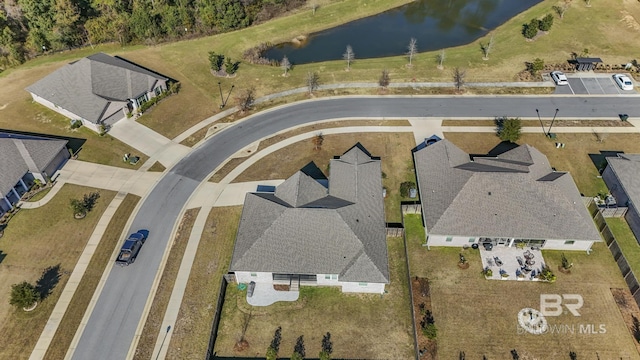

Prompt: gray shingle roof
[0,133,67,198]
[606,155,640,211]
[230,144,389,283]
[26,53,168,124]
[414,140,601,242]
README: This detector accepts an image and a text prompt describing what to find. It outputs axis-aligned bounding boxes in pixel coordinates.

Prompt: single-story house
[0,132,69,214]
[602,154,640,241]
[413,139,601,251]
[26,53,169,132]
[230,144,389,294]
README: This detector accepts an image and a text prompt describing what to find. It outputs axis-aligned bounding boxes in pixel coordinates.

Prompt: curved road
[72,96,640,359]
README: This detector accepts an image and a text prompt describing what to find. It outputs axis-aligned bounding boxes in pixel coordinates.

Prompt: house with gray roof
[0,132,69,215]
[602,154,640,241]
[413,139,601,251]
[26,53,169,132]
[230,144,389,294]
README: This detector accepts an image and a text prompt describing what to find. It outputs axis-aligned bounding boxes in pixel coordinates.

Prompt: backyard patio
[245,282,299,307]
[480,246,546,281]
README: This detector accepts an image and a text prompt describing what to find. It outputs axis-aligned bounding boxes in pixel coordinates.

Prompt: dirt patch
[611,288,640,355]
[411,277,437,359]
[620,11,640,32]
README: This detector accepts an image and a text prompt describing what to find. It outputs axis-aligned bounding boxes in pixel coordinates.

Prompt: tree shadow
[632,315,640,343]
[588,150,624,175]
[35,264,62,300]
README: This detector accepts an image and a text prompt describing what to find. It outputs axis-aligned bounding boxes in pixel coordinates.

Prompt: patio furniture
[516,256,524,267]
[486,258,494,267]
[494,256,503,267]
[483,242,493,251]
[526,259,535,266]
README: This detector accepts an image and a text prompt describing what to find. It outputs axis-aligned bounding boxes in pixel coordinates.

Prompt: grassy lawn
[44,193,140,359]
[0,184,116,359]
[442,119,633,127]
[3,0,638,138]
[405,214,640,359]
[165,207,242,359]
[444,132,640,197]
[214,235,413,359]
[607,217,640,276]
[232,132,417,223]
[134,208,200,360]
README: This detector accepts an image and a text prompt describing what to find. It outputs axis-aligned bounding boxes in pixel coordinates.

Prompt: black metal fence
[206,276,229,360]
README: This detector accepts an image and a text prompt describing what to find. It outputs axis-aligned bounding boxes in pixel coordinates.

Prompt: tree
[235,87,255,112]
[292,335,305,359]
[453,67,465,91]
[281,55,291,76]
[343,44,354,71]
[437,49,445,70]
[553,2,569,19]
[312,133,324,150]
[530,57,545,75]
[480,34,493,60]
[209,51,225,71]
[378,69,390,88]
[400,181,416,197]
[9,281,39,309]
[224,57,239,75]
[306,71,320,94]
[407,37,417,66]
[539,14,554,32]
[495,117,522,142]
[319,332,333,360]
[70,191,100,217]
[523,19,540,39]
[266,326,282,360]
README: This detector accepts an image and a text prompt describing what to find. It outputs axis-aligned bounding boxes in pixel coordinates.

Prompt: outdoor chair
[494,256,503,267]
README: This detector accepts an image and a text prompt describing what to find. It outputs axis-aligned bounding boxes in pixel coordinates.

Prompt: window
[446,237,453,242]
[358,282,368,286]
[250,273,257,277]
[155,87,162,96]
[325,275,331,280]
[332,274,338,280]
[564,241,575,245]
[468,238,475,243]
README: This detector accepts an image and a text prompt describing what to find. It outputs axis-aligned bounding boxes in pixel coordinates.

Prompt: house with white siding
[602,154,640,242]
[413,139,601,251]
[230,144,389,294]
[26,53,169,132]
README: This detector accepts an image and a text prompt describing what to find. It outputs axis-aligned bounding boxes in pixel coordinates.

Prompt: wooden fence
[599,206,628,218]
[401,201,422,215]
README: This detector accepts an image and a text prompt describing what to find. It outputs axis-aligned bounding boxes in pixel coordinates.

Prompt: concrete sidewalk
[29,193,128,360]
[58,160,161,196]
[441,126,640,133]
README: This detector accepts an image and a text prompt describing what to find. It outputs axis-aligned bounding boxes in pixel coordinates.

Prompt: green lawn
[607,218,640,276]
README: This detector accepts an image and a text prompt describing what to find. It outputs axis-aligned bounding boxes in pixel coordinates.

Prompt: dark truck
[116,230,149,266]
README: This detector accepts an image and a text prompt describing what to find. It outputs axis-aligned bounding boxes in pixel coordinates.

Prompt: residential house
[602,154,640,241]
[0,132,69,214]
[413,139,601,251]
[26,53,169,132]
[230,144,389,294]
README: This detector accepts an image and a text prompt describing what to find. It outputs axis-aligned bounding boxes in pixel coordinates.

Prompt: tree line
[0,0,305,71]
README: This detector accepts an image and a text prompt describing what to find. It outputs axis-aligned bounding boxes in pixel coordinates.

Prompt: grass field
[443,132,640,197]
[404,214,640,359]
[232,132,417,223]
[44,194,140,359]
[214,235,414,359]
[165,207,242,359]
[0,184,116,359]
[607,218,640,276]
[2,0,639,139]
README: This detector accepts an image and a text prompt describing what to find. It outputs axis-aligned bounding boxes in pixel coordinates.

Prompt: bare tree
[553,2,569,19]
[480,35,494,60]
[312,132,324,150]
[343,45,354,71]
[379,69,390,88]
[584,0,591,7]
[407,38,418,66]
[281,55,291,76]
[306,71,320,94]
[235,87,255,112]
[453,67,466,91]
[436,49,445,70]
[311,1,319,14]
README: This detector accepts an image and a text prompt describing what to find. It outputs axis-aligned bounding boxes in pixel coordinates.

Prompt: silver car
[551,71,568,86]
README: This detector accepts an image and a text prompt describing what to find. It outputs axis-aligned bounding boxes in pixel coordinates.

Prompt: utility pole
[223,85,235,108]
[535,109,546,136]
[217,82,224,109]
[547,108,559,136]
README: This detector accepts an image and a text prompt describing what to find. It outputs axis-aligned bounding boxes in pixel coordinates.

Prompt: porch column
[508,238,515,247]
[19,178,28,191]
[3,196,11,208]
[11,188,19,199]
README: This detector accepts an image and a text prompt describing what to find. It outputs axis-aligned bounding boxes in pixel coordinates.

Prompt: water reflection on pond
[264,0,540,64]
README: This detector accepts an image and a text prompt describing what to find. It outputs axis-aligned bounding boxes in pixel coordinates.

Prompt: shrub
[495,117,522,142]
[561,253,573,270]
[9,281,39,309]
[70,119,83,129]
[539,266,557,283]
[208,51,225,71]
[523,19,540,39]
[482,267,493,277]
[539,14,554,31]
[400,181,416,197]
[422,323,437,339]
[379,69,390,88]
[225,57,240,75]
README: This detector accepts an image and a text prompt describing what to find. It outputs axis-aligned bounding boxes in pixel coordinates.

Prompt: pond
[264,0,541,64]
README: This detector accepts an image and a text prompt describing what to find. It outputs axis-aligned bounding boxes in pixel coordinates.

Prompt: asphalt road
[72,96,640,360]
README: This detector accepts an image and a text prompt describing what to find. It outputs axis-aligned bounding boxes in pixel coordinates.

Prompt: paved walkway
[29,192,128,360]
[247,282,299,307]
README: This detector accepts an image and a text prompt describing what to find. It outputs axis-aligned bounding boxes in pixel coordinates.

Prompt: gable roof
[414,140,601,242]
[0,132,67,198]
[230,144,389,283]
[606,154,640,211]
[26,53,168,124]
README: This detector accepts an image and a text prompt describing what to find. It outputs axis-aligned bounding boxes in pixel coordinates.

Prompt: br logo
[540,294,583,316]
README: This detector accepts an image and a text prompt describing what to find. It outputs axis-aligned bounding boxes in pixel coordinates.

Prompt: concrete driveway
[554,73,636,95]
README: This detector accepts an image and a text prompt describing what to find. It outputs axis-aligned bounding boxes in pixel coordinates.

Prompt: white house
[413,139,602,251]
[26,53,169,132]
[230,144,389,294]
[602,154,640,241]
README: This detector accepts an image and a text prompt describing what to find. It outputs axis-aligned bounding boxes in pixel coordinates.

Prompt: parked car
[550,71,568,86]
[116,229,149,266]
[613,74,634,91]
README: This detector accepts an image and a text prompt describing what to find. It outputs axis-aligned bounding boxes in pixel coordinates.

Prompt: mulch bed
[411,277,437,359]
[611,288,640,355]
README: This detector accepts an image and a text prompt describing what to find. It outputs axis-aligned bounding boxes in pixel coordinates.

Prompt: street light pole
[547,108,559,136]
[217,82,224,109]
[535,109,546,136]
[155,325,172,360]
[223,85,235,108]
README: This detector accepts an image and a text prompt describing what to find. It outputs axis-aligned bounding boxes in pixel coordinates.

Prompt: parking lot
[554,73,637,95]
